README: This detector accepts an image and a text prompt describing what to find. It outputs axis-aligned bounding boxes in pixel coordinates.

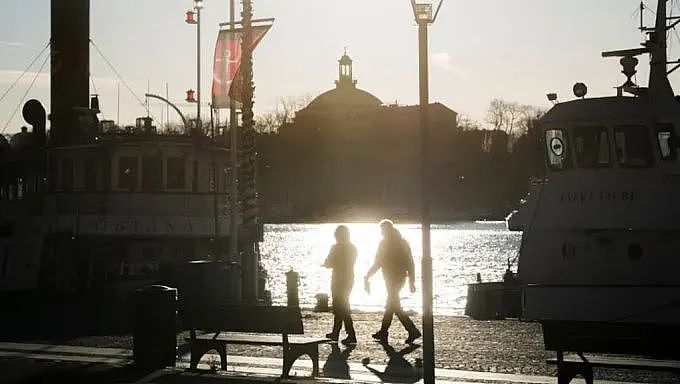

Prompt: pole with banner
[211,6,272,301]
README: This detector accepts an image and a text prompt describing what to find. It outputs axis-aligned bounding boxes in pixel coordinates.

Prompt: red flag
[211,29,242,108]
[211,25,271,108]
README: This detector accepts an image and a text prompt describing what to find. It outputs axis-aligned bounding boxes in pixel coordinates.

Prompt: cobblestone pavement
[53,311,680,383]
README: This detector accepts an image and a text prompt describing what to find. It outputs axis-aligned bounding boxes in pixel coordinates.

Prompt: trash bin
[133,285,177,369]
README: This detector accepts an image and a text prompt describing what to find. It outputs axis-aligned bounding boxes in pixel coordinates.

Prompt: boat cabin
[540,97,680,175]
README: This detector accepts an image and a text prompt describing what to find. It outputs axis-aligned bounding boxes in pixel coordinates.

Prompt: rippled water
[260,221,521,316]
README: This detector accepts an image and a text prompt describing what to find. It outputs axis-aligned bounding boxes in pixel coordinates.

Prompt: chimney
[50,0,89,146]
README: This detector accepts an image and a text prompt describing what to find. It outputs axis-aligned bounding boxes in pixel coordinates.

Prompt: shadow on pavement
[0,359,155,384]
[362,341,422,383]
[322,343,356,379]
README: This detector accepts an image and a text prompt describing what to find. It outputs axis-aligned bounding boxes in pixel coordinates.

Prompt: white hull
[523,285,680,325]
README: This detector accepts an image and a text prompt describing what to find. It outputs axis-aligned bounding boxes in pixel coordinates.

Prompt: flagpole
[196,2,202,132]
[229,0,239,265]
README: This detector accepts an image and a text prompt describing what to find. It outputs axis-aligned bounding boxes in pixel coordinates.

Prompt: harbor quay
[0,309,677,383]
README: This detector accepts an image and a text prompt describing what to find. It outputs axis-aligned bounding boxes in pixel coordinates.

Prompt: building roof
[304,86,383,111]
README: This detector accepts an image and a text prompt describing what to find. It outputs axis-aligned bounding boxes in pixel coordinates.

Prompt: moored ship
[515,0,680,356]
[0,0,263,303]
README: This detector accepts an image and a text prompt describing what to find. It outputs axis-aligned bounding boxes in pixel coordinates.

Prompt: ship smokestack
[50,0,89,146]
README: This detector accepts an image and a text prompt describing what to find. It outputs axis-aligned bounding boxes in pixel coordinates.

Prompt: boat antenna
[640,1,645,32]
[117,81,120,127]
[146,80,150,118]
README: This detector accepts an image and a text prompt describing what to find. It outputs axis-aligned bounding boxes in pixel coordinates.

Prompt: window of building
[614,125,654,167]
[142,157,163,191]
[61,158,74,191]
[656,124,677,161]
[545,129,571,170]
[167,157,186,189]
[574,127,610,168]
[118,156,138,189]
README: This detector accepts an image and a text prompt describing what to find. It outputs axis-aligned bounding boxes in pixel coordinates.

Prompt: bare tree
[486,98,545,137]
[255,94,314,133]
[456,114,483,131]
[486,99,506,131]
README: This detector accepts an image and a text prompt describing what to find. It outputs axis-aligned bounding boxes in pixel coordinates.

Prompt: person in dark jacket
[323,225,357,344]
[364,219,422,344]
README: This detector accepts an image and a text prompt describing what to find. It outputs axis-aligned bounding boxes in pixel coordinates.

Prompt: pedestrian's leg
[341,294,356,337]
[381,287,398,332]
[327,292,342,340]
[340,293,356,343]
[395,304,418,334]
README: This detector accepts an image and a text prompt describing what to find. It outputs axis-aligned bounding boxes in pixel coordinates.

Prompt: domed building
[301,51,383,112]
[258,52,459,221]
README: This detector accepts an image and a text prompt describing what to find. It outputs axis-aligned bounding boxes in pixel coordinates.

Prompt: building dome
[303,51,382,112]
[306,87,382,110]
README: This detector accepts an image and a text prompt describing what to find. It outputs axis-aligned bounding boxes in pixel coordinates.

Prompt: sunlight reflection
[259,222,521,316]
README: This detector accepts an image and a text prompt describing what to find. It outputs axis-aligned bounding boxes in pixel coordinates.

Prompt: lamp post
[186,0,204,131]
[409,1,443,384]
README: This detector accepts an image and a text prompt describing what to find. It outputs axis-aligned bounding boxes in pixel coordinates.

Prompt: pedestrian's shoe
[405,329,422,344]
[371,330,388,343]
[326,332,339,342]
[341,336,357,345]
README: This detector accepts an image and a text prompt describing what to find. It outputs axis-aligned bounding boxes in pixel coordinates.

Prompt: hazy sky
[1,0,679,133]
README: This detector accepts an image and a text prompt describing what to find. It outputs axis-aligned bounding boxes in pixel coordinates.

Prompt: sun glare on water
[260,222,521,316]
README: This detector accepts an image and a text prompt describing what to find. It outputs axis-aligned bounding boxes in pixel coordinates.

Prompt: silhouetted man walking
[365,219,422,344]
[323,225,357,345]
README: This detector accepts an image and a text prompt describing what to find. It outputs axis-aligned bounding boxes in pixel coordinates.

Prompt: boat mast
[648,0,674,99]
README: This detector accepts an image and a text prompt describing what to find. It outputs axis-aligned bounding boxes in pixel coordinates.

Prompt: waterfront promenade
[1,311,676,383]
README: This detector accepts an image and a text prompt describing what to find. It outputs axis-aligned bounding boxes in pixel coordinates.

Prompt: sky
[1,0,680,133]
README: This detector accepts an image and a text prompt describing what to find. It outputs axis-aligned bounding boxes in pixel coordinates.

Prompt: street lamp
[186,0,204,131]
[409,1,443,384]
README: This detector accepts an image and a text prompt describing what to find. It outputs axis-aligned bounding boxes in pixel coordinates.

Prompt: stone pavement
[0,342,645,384]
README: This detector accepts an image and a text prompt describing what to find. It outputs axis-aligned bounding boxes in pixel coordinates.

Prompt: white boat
[514,0,680,355]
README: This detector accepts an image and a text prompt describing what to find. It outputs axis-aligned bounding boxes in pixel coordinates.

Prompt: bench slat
[193,333,327,346]
[547,355,680,371]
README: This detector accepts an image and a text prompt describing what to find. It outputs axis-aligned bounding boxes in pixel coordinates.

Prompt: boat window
[545,129,571,170]
[142,157,163,191]
[167,157,186,189]
[118,156,138,189]
[656,124,677,161]
[574,127,610,168]
[614,125,654,167]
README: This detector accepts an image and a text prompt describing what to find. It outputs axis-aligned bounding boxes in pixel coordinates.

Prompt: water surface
[260,221,521,315]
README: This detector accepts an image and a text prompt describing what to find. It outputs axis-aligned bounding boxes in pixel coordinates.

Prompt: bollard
[285,269,299,307]
[133,285,177,369]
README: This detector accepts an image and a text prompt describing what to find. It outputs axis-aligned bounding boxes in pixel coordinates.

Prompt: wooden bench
[547,352,680,384]
[182,305,329,377]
